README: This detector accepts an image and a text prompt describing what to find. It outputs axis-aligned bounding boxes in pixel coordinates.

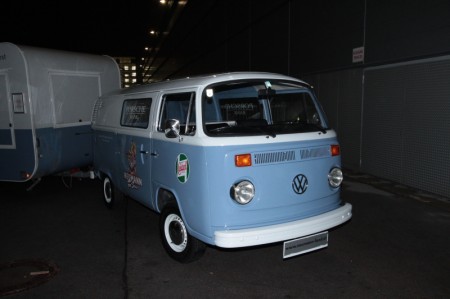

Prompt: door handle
[150,152,159,157]
[140,150,149,154]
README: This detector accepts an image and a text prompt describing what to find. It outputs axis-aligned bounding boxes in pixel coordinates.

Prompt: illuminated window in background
[125,78,130,83]
[132,66,136,70]
[132,79,137,83]
[125,74,129,77]
[124,66,129,71]
[132,72,136,77]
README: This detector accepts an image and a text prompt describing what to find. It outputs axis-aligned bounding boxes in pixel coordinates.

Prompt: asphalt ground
[0,171,449,298]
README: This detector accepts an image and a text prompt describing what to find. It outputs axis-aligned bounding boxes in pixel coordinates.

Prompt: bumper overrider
[215,202,352,248]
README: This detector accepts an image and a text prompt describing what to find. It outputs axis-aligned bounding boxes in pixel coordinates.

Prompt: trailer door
[0,72,36,181]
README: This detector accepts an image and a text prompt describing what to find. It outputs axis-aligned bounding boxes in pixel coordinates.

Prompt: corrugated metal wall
[362,56,450,197]
[306,56,450,198]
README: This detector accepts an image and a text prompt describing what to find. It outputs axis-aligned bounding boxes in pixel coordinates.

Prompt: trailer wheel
[102,176,123,209]
[159,205,206,263]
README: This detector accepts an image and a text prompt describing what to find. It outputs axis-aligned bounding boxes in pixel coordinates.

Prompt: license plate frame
[283,231,328,259]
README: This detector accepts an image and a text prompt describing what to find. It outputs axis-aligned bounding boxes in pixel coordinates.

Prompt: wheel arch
[156,188,178,213]
[158,199,207,263]
[96,169,112,181]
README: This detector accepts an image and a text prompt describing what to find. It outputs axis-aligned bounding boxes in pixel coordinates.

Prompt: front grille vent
[254,150,296,165]
[299,146,330,160]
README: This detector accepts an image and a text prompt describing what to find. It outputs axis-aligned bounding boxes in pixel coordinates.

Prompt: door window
[158,92,196,135]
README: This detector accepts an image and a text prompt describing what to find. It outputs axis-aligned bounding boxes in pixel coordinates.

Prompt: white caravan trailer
[0,42,121,182]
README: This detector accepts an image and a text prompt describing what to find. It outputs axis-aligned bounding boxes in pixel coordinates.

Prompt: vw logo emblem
[292,174,308,194]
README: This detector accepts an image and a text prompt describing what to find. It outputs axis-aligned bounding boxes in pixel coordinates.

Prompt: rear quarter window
[120,98,152,128]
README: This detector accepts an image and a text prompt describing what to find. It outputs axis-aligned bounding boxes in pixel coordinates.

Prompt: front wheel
[102,176,123,209]
[159,205,206,263]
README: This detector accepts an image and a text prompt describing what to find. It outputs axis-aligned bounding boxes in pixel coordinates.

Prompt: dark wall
[152,0,450,80]
[365,0,450,65]
[290,0,365,74]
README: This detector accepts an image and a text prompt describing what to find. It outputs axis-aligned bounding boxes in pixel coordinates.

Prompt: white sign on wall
[352,47,365,63]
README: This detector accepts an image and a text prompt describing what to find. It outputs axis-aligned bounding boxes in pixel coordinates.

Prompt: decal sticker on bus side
[124,141,143,188]
[176,153,190,183]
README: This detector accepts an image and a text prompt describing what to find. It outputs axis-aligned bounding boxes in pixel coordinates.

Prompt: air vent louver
[254,150,296,165]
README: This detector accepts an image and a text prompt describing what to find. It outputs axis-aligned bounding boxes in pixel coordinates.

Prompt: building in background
[114,56,153,87]
[114,57,139,87]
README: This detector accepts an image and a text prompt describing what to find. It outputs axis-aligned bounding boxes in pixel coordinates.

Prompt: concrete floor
[0,171,449,298]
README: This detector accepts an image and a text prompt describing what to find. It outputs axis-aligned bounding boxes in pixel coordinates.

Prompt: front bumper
[214,202,352,248]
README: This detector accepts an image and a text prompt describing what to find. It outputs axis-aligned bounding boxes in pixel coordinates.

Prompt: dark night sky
[1,1,164,57]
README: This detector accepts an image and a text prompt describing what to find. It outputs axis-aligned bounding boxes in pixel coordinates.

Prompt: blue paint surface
[0,125,93,181]
[0,129,13,145]
[0,129,35,181]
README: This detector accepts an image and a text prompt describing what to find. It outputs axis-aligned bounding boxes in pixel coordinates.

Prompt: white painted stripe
[151,130,337,147]
[94,127,336,146]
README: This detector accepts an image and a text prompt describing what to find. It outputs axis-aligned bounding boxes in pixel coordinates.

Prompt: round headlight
[328,167,343,188]
[231,180,255,204]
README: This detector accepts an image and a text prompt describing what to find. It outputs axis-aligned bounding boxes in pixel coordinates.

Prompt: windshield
[202,80,328,137]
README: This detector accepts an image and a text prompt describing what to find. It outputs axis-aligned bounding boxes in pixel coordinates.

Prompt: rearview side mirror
[164,119,180,139]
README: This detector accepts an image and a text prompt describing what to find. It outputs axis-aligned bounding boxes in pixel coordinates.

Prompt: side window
[120,98,152,128]
[158,92,196,135]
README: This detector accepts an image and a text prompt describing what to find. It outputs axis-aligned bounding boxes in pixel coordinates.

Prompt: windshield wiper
[310,123,327,134]
[273,121,327,134]
[208,124,231,133]
[236,119,276,138]
[257,126,276,138]
[297,121,327,134]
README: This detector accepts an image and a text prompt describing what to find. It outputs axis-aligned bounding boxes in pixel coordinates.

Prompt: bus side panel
[93,129,119,183]
[151,135,213,244]
[115,132,153,208]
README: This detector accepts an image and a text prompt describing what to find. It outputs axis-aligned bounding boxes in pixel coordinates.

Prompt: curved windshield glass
[202,80,328,137]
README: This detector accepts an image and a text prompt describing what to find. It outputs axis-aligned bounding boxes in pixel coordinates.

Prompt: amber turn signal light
[235,154,252,167]
[331,145,340,156]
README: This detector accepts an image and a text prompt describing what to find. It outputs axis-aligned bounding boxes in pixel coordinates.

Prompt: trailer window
[120,98,152,128]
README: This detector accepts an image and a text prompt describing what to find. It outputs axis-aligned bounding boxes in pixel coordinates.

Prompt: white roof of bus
[111,72,310,96]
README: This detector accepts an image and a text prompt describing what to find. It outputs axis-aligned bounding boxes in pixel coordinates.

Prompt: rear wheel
[159,205,206,263]
[102,176,123,209]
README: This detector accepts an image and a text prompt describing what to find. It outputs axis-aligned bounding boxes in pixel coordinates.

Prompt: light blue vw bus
[92,72,352,263]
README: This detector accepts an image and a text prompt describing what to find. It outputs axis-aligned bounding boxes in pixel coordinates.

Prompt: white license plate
[283,231,328,259]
